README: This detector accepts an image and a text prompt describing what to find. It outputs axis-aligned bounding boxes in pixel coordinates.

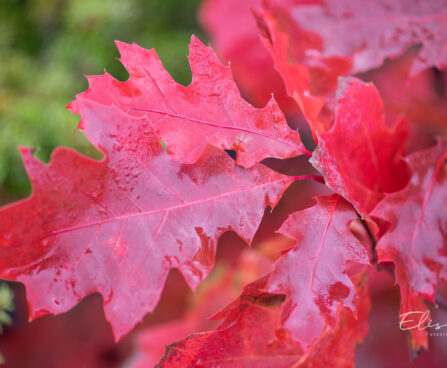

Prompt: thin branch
[291,175,325,183]
[302,149,313,157]
[354,210,378,264]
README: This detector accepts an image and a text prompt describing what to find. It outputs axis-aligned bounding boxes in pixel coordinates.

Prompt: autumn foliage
[1,1,447,367]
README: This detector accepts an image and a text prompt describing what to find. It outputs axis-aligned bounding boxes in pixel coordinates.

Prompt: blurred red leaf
[127,248,273,367]
[360,51,447,152]
[289,0,447,77]
[199,0,303,112]
[257,5,351,134]
[0,291,123,368]
[258,2,447,140]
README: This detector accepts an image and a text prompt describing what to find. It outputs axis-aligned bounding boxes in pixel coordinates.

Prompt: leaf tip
[18,146,36,158]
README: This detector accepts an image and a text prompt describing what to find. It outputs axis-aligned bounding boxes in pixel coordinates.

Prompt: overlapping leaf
[258,6,350,134]
[290,0,447,77]
[362,50,447,149]
[199,0,302,111]
[127,248,272,368]
[372,138,447,351]
[0,98,294,340]
[259,2,447,138]
[267,195,370,349]
[310,77,410,214]
[158,285,301,367]
[69,36,308,168]
[157,272,370,368]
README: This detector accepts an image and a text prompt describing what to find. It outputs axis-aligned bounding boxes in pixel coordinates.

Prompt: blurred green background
[0,0,204,203]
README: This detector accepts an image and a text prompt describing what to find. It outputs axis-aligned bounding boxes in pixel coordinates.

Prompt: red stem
[291,175,325,183]
[302,148,313,157]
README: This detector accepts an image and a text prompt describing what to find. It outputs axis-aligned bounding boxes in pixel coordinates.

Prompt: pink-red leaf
[258,2,447,138]
[268,194,369,349]
[0,99,294,340]
[199,0,302,112]
[157,276,301,368]
[290,0,447,77]
[372,137,447,351]
[310,77,410,214]
[257,5,351,134]
[68,36,308,168]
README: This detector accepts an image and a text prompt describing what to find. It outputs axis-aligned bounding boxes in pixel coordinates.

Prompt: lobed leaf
[310,77,410,214]
[268,194,370,348]
[157,272,370,368]
[0,99,294,340]
[68,36,308,168]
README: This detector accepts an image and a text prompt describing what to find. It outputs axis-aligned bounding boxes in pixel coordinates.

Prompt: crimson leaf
[0,99,294,340]
[157,272,370,367]
[310,77,410,214]
[68,36,309,168]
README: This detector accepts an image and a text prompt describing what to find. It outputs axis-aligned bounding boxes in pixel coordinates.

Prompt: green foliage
[0,282,13,364]
[0,283,13,332]
[0,0,203,201]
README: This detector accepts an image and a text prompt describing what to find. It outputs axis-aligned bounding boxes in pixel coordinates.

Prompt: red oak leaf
[68,36,309,168]
[290,0,447,77]
[157,272,370,368]
[0,99,294,340]
[267,194,370,349]
[156,277,303,368]
[372,137,447,351]
[360,50,447,151]
[310,77,410,214]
